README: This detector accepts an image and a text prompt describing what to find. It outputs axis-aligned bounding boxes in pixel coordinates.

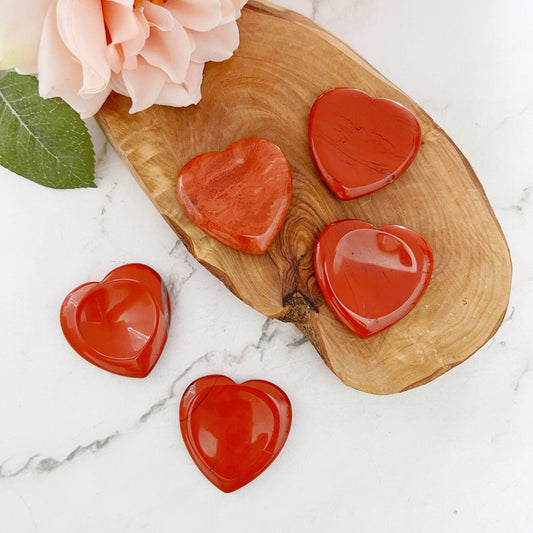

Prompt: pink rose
[37,0,247,118]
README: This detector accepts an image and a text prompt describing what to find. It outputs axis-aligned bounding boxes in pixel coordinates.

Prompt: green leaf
[0,72,95,189]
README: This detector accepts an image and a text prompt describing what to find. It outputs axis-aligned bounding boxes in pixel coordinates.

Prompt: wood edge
[247,0,512,272]
[400,306,509,393]
[163,214,248,304]
[434,122,513,274]
[248,0,513,395]
[94,112,151,196]
[96,2,513,395]
[246,0,394,88]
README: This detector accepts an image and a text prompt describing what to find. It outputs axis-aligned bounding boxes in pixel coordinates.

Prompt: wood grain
[96,0,512,394]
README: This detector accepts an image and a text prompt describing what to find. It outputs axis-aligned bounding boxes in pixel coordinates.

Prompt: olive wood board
[96,0,512,394]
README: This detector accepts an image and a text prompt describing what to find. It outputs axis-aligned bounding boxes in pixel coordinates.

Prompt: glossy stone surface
[314,220,433,338]
[180,375,292,493]
[177,138,292,254]
[60,264,171,377]
[308,88,421,199]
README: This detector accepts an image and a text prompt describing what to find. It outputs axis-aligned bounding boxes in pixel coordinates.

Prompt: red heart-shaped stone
[314,220,433,338]
[60,264,171,377]
[180,375,292,493]
[176,138,292,254]
[308,88,421,199]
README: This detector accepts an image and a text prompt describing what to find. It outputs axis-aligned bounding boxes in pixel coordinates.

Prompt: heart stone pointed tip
[180,374,292,492]
[60,263,171,377]
[308,88,421,199]
[176,138,292,255]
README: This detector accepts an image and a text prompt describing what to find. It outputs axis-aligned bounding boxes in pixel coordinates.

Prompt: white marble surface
[1,0,532,531]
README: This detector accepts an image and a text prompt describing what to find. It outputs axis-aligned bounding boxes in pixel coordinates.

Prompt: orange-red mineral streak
[309,88,421,199]
[176,139,292,255]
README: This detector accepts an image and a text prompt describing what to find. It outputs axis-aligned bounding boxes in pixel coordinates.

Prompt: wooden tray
[96,0,512,394]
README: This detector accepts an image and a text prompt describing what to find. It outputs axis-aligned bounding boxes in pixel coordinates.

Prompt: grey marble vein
[311,0,320,20]
[94,141,109,180]
[0,455,39,479]
[494,101,533,132]
[138,350,217,425]
[36,433,119,473]
[511,186,533,213]
[165,239,196,299]
[99,179,118,217]
[0,433,119,479]
[0,317,304,479]
[514,362,531,392]
[288,335,308,347]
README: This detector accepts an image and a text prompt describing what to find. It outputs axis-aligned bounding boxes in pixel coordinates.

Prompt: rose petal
[220,0,238,24]
[119,57,168,113]
[182,60,204,94]
[141,2,175,31]
[103,0,140,44]
[104,0,150,72]
[190,21,239,63]
[119,9,149,65]
[220,0,247,23]
[165,0,222,32]
[155,61,204,107]
[106,43,123,73]
[55,0,110,94]
[106,0,134,7]
[38,3,110,117]
[232,0,248,14]
[109,72,128,95]
[140,22,191,83]
[34,0,244,116]
[155,83,199,108]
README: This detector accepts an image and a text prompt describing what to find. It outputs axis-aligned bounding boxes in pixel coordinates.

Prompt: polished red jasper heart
[60,264,171,377]
[180,375,292,493]
[308,88,421,199]
[314,220,433,338]
[176,138,292,254]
